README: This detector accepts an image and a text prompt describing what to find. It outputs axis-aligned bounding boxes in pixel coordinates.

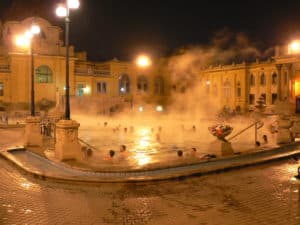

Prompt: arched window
[36,65,53,83]
[154,76,164,96]
[260,73,266,86]
[137,75,148,92]
[237,82,241,97]
[223,79,231,98]
[250,74,255,86]
[119,74,130,94]
[272,73,277,85]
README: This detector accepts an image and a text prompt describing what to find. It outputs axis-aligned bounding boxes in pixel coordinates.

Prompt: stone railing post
[55,120,82,161]
[24,116,43,147]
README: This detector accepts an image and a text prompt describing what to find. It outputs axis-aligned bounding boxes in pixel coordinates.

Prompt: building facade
[1,17,300,114]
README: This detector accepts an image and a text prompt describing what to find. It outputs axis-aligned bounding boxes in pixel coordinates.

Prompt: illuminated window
[0,82,3,96]
[154,76,164,95]
[97,82,107,93]
[250,74,255,86]
[36,65,53,83]
[119,74,130,94]
[137,75,148,92]
[260,73,266,86]
[77,83,85,97]
[272,73,277,85]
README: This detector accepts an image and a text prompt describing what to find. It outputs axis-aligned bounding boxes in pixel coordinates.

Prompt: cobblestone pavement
[0,157,300,225]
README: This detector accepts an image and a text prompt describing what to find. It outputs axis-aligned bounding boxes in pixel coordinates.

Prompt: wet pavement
[0,157,300,225]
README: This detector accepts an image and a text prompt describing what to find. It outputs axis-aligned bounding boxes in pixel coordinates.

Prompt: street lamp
[56,0,80,120]
[288,40,300,55]
[15,24,40,116]
[136,54,152,68]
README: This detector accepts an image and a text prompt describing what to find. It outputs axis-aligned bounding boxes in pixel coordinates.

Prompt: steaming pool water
[76,114,276,168]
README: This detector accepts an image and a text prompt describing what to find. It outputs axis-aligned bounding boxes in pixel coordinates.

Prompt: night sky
[1,0,300,61]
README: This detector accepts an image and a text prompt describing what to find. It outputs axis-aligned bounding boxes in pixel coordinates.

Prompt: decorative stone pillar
[221,141,234,156]
[24,116,43,147]
[55,120,82,161]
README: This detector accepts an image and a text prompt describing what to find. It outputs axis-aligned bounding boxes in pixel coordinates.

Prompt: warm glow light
[56,5,67,17]
[15,35,30,48]
[138,106,144,112]
[138,139,150,148]
[21,182,32,189]
[134,153,151,166]
[156,105,163,112]
[68,0,80,9]
[30,24,41,35]
[138,128,150,136]
[120,87,125,92]
[295,81,300,96]
[206,80,211,85]
[24,30,33,39]
[83,86,91,94]
[288,40,300,54]
[136,55,152,68]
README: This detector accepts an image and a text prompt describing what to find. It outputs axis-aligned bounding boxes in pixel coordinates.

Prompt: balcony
[75,68,111,77]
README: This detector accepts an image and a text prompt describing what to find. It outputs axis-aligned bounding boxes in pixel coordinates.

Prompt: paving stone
[0,157,300,224]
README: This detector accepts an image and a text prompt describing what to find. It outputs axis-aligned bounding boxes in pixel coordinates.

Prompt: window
[249,94,255,104]
[272,73,277,85]
[154,76,164,95]
[260,73,266,86]
[119,74,130,94]
[237,82,241,97]
[0,82,3,96]
[36,65,53,83]
[250,74,255,86]
[77,83,85,97]
[261,94,266,103]
[272,93,278,104]
[223,79,231,98]
[213,84,218,96]
[137,76,148,92]
[97,82,107,93]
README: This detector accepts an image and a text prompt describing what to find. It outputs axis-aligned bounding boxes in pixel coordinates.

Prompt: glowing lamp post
[56,0,80,120]
[15,24,40,116]
[288,40,300,55]
[136,55,152,68]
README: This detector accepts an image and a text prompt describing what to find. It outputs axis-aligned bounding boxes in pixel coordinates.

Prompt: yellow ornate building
[1,16,300,114]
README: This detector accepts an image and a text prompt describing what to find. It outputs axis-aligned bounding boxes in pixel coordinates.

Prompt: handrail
[227,120,264,143]
[78,138,99,151]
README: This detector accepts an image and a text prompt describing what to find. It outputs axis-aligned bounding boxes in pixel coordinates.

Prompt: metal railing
[78,138,99,151]
[227,120,264,146]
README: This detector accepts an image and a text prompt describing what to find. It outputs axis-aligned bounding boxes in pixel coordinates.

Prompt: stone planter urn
[208,124,234,156]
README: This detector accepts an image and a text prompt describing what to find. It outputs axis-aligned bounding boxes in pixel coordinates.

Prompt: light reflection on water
[78,119,263,166]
